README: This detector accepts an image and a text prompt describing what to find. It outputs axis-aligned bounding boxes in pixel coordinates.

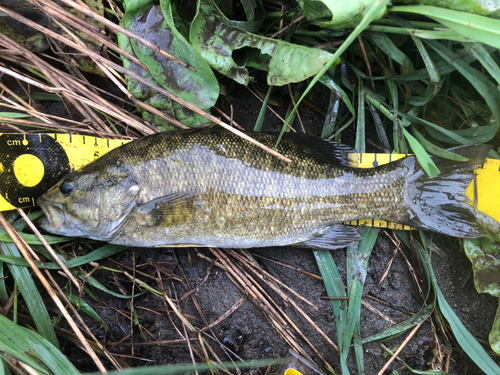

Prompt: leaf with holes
[190,0,338,86]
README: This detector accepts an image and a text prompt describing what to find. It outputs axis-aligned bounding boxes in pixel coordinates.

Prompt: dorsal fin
[279,132,356,167]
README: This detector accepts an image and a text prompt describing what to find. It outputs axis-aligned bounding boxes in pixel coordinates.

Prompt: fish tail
[402,145,490,238]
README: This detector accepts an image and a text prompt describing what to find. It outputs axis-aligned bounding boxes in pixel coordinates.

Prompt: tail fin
[402,145,490,238]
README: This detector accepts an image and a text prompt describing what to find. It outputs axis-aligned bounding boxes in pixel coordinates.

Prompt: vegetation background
[0,0,499,374]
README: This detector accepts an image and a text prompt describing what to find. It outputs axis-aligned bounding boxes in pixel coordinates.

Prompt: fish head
[38,165,141,241]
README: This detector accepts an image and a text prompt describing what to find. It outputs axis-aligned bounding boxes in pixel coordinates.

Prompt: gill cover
[94,174,141,240]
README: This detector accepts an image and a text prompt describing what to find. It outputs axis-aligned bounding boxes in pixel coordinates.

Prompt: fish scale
[38,127,489,248]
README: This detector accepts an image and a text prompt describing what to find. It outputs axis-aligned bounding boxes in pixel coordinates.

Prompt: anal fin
[292,224,361,250]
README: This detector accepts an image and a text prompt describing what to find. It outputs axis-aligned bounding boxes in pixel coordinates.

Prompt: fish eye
[59,181,74,196]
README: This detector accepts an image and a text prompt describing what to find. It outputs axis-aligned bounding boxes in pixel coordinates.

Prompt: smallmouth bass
[38,127,489,248]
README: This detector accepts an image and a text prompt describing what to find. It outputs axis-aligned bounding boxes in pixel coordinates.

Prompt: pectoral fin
[292,224,360,250]
[137,191,204,227]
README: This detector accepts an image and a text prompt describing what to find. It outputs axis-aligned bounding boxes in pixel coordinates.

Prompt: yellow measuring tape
[0,133,498,228]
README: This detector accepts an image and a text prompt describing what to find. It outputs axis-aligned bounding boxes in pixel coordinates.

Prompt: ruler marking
[94,137,98,147]
[82,136,85,145]
[69,133,72,143]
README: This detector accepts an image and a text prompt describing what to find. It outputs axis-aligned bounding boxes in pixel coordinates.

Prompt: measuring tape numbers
[0,133,127,211]
[0,133,498,229]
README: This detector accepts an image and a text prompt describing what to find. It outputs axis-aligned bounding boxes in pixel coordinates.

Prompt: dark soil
[61,81,500,374]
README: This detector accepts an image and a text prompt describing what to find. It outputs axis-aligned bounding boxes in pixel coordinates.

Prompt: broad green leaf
[491,302,500,355]
[393,0,500,17]
[123,0,218,110]
[0,314,79,375]
[390,5,500,49]
[0,242,59,349]
[190,0,339,86]
[297,0,387,29]
[117,32,207,129]
[476,209,500,243]
[463,211,500,309]
[464,235,500,297]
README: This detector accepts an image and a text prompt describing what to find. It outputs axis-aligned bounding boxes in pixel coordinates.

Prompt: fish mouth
[38,200,66,230]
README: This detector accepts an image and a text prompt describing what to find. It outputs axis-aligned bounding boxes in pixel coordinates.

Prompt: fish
[37,127,489,249]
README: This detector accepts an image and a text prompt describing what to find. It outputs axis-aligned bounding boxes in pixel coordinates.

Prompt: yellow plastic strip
[0,133,127,211]
[0,134,498,229]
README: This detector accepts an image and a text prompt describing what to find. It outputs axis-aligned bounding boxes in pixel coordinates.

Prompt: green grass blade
[345,227,379,375]
[367,31,414,70]
[253,86,272,132]
[0,232,72,245]
[319,73,355,115]
[368,105,391,151]
[277,0,391,145]
[0,242,59,349]
[398,232,500,374]
[0,255,59,269]
[322,91,340,139]
[390,5,500,49]
[73,270,143,299]
[0,314,79,375]
[399,110,496,145]
[0,261,7,306]
[410,127,469,161]
[88,359,281,375]
[355,82,365,153]
[67,292,109,332]
[368,24,468,41]
[362,303,434,343]
[382,43,484,82]
[465,43,500,86]
[402,127,440,178]
[424,39,500,143]
[314,249,348,373]
[64,244,128,268]
[435,278,500,373]
[314,250,347,320]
